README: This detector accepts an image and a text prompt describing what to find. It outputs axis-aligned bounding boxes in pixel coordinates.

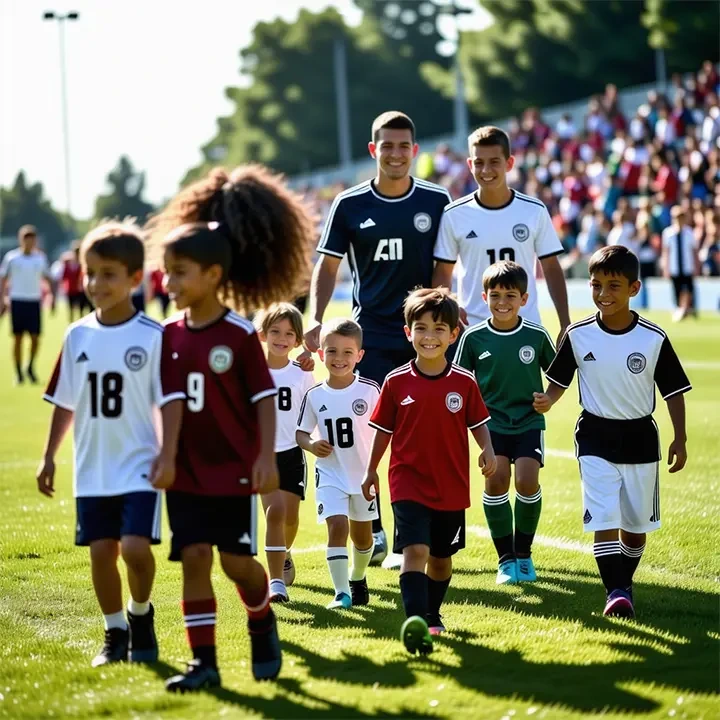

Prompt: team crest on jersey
[124,346,147,371]
[512,223,530,242]
[519,345,535,364]
[445,392,463,413]
[209,345,234,374]
[318,503,324,515]
[352,398,368,416]
[413,212,432,233]
[627,352,646,374]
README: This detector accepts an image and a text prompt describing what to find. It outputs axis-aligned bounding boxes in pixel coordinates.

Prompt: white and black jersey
[661,226,696,277]
[546,313,691,463]
[297,374,380,494]
[269,361,316,452]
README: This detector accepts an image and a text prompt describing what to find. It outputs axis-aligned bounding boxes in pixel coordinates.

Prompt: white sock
[350,544,373,582]
[104,611,128,631]
[270,578,288,597]
[127,599,150,616]
[326,547,350,596]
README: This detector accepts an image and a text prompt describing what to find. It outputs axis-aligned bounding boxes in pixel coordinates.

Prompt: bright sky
[0,0,489,219]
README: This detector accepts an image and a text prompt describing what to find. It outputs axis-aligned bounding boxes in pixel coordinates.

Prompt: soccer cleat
[603,589,635,618]
[516,557,537,582]
[427,613,445,636]
[370,530,388,565]
[283,551,296,587]
[382,553,403,570]
[326,592,352,610]
[401,615,433,655]
[91,627,129,667]
[165,659,221,692]
[269,579,289,604]
[349,577,369,606]
[496,559,518,585]
[249,609,282,681]
[128,604,159,663]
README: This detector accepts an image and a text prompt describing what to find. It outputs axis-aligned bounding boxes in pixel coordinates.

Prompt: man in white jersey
[0,225,55,384]
[296,319,379,610]
[661,205,699,321]
[432,126,570,342]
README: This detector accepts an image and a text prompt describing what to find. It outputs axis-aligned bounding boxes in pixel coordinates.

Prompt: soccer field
[0,303,718,720]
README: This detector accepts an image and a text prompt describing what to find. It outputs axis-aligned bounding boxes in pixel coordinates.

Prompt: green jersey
[454,317,556,434]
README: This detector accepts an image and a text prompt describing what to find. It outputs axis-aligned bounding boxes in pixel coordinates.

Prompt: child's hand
[532,392,553,414]
[150,452,176,490]
[667,438,687,473]
[252,452,279,494]
[296,349,315,372]
[311,439,334,458]
[36,457,56,497]
[479,447,497,478]
[361,470,379,502]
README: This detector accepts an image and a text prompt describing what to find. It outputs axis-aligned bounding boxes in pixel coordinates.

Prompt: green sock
[483,491,514,562]
[514,487,542,557]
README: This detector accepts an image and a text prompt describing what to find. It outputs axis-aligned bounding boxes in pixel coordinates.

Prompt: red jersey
[369,361,490,511]
[163,309,277,496]
[62,260,83,295]
[150,269,165,296]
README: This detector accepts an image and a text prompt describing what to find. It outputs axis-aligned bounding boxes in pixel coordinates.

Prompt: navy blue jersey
[317,178,451,349]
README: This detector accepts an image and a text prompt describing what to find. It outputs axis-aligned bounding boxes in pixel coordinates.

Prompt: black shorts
[392,500,466,558]
[75,492,162,546]
[156,292,171,314]
[671,275,695,306]
[131,293,146,313]
[166,491,257,561]
[68,293,92,312]
[490,429,545,467]
[357,345,416,387]
[277,446,307,499]
[10,300,41,336]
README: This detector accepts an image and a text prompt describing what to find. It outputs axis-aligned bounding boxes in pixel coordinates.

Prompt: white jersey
[433,190,563,326]
[662,226,697,277]
[297,374,380,494]
[0,248,49,300]
[43,312,186,497]
[270,360,316,452]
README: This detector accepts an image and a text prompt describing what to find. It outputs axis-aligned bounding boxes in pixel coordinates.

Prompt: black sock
[372,502,383,534]
[514,530,535,558]
[492,534,515,564]
[427,576,451,618]
[619,540,645,590]
[399,571,428,619]
[15,362,23,380]
[193,645,217,668]
[593,541,623,594]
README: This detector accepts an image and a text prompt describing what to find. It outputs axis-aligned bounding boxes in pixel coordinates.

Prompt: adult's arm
[540,255,571,342]
[304,254,342,352]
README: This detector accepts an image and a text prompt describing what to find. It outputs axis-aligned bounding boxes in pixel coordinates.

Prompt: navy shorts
[166,491,257,561]
[277,446,307,499]
[357,345,416,387]
[392,500,466,558]
[75,491,162,545]
[131,293,146,313]
[68,292,92,313]
[490,429,545,467]
[10,300,41,336]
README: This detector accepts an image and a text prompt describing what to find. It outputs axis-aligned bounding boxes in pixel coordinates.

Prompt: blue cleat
[516,557,537,583]
[496,558,518,585]
[603,589,635,618]
[326,592,352,609]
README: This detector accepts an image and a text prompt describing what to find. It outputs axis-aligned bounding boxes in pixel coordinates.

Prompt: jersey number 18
[88,372,123,418]
[323,417,354,448]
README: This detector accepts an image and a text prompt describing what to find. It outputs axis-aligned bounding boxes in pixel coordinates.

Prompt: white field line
[467,525,592,555]
[684,361,720,370]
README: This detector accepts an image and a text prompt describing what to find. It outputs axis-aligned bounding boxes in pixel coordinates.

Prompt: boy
[296,318,379,609]
[37,220,185,666]
[362,288,496,655]
[454,261,555,585]
[534,245,691,618]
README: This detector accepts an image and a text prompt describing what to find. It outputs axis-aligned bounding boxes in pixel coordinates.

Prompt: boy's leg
[284,492,302,550]
[426,555,452,634]
[90,538,125,620]
[13,332,23,383]
[262,491,288,602]
[348,517,374,606]
[483,446,515,583]
[326,515,351,606]
[278,447,307,587]
[514,439,543,580]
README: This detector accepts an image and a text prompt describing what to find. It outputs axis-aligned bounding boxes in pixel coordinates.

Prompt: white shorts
[316,484,379,524]
[578,456,660,534]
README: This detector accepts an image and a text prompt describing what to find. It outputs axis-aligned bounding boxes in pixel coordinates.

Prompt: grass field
[0,301,718,720]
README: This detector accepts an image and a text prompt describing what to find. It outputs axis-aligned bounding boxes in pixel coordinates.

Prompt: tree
[94,156,154,225]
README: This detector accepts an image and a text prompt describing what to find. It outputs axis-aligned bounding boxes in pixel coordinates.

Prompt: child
[256,303,316,603]
[454,261,556,585]
[534,245,691,618]
[362,288,496,655]
[149,164,315,693]
[296,318,379,609]
[37,220,185,667]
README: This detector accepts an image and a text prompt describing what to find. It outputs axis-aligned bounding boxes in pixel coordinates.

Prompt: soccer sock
[15,361,22,381]
[237,572,270,624]
[103,611,128,631]
[483,491,514,563]
[269,578,287,598]
[127,598,150,616]
[399,571,429,619]
[265,545,287,580]
[350,544,373,581]
[182,598,217,667]
[427,576,451,619]
[593,541,623,594]
[619,540,645,590]
[326,547,351,596]
[514,487,542,558]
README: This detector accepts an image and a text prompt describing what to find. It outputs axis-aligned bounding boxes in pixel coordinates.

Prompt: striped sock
[483,491,514,563]
[593,541,622,594]
[327,547,350,596]
[350,544,373,582]
[182,598,217,667]
[237,572,270,623]
[619,540,645,589]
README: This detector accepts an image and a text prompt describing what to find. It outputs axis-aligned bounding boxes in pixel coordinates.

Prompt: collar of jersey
[94,310,140,328]
[322,372,360,392]
[473,189,515,211]
[410,359,451,381]
[485,317,524,335]
[183,307,230,332]
[369,177,416,203]
[595,311,639,335]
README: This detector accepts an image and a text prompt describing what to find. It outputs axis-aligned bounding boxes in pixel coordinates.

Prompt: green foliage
[93,156,155,225]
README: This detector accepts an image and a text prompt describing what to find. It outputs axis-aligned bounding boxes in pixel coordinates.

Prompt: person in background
[150,268,171,318]
[662,206,700,321]
[62,241,91,322]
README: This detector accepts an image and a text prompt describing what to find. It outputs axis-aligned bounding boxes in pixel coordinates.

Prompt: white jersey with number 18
[270,361,316,452]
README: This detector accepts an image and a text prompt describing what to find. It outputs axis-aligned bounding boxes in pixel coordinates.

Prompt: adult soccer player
[304,111,451,566]
[432,126,570,343]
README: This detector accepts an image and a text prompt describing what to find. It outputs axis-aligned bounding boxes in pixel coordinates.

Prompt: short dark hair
[81,219,144,275]
[404,287,459,329]
[588,245,639,284]
[482,261,528,294]
[320,318,363,348]
[371,111,415,143]
[255,302,304,344]
[18,224,37,239]
[164,222,232,282]
[468,125,511,160]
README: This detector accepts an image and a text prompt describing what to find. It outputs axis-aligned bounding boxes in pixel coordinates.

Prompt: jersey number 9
[187,372,205,412]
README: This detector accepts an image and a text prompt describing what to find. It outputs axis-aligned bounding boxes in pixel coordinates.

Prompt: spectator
[662,206,699,321]
[608,209,639,254]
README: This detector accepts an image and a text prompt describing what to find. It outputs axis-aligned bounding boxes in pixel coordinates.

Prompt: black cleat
[92,627,129,667]
[128,604,159,663]
[165,659,221,693]
[349,577,369,606]
[249,609,282,681]
[26,366,38,385]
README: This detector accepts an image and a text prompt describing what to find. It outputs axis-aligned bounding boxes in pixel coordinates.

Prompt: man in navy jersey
[304,111,451,566]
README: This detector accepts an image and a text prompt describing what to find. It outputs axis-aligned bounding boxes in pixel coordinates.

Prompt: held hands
[36,457,56,497]
[303,322,322,353]
[532,392,553,414]
[667,438,687,473]
[252,452,279,494]
[295,349,315,372]
[150,452,176,490]
[361,469,380,502]
[478,447,497,478]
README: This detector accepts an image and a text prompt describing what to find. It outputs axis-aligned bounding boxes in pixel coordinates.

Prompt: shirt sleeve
[43,332,75,411]
[317,196,350,258]
[154,330,186,408]
[296,389,317,434]
[433,211,459,263]
[369,379,397,434]
[539,329,557,372]
[0,251,11,279]
[40,253,50,277]
[466,377,491,430]
[240,331,278,404]
[545,331,577,388]
[535,206,564,259]
[654,336,692,400]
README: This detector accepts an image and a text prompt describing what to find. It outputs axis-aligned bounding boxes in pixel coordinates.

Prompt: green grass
[0,303,718,719]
